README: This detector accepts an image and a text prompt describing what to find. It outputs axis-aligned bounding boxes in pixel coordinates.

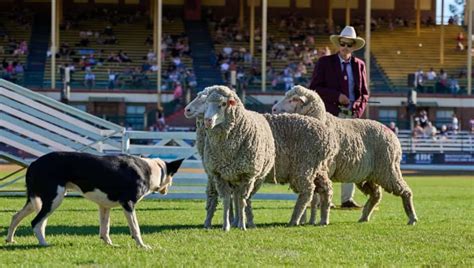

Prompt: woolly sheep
[184,88,221,228]
[185,87,251,228]
[203,86,275,231]
[262,113,337,226]
[188,86,340,226]
[273,85,418,225]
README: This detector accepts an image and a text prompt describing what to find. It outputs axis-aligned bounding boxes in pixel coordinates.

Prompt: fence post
[122,131,130,154]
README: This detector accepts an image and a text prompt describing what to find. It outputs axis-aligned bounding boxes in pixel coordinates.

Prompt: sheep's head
[204,91,237,129]
[272,85,326,119]
[184,92,208,119]
[184,86,226,119]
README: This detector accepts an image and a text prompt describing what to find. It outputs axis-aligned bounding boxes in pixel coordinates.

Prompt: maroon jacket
[309,53,369,118]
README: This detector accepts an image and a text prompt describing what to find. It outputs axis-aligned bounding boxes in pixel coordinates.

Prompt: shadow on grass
[0,244,46,251]
[0,223,204,238]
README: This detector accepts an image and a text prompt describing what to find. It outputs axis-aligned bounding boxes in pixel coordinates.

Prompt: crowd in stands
[413,67,468,94]
[410,110,460,140]
[210,13,419,91]
[52,9,196,92]
[0,7,32,83]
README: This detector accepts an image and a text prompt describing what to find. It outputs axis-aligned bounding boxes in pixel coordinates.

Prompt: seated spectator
[118,50,131,62]
[19,41,28,54]
[414,68,424,90]
[418,110,429,128]
[145,34,153,46]
[141,61,151,72]
[438,124,449,140]
[84,70,95,89]
[14,62,24,74]
[448,76,460,94]
[222,44,232,56]
[103,25,114,36]
[388,122,399,135]
[423,122,437,139]
[412,121,424,138]
[155,107,166,131]
[172,82,183,108]
[456,32,465,42]
[456,41,464,51]
[426,67,437,80]
[147,49,156,63]
[107,69,117,90]
[451,113,459,134]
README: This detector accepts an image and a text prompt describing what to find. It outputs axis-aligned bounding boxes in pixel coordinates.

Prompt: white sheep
[273,85,418,225]
[203,86,275,231]
[184,88,253,229]
[262,113,337,226]
[184,88,221,228]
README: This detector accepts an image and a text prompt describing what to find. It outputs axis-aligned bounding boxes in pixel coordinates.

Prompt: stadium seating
[0,16,31,84]
[371,25,469,92]
[43,17,193,89]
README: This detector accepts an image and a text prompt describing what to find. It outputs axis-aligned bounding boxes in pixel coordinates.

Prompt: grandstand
[43,16,193,90]
[371,24,470,92]
[0,0,472,171]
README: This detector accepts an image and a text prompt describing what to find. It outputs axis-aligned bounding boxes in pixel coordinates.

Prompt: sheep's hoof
[246,222,256,229]
[139,244,152,250]
[317,222,329,227]
[358,218,369,223]
[407,218,417,225]
[287,222,299,227]
[203,221,212,229]
[237,224,247,231]
[222,225,231,232]
[5,239,16,244]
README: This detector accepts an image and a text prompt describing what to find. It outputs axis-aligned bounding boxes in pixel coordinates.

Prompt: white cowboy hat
[330,26,365,51]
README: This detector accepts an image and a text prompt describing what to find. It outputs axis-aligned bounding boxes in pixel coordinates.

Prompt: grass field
[0,175,473,266]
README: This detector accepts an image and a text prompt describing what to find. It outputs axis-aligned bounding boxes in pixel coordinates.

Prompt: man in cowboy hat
[309,25,369,209]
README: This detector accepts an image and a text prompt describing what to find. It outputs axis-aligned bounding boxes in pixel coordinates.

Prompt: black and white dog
[6,152,184,249]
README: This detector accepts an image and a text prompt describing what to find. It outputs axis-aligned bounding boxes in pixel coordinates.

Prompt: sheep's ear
[227,99,236,106]
[298,95,308,104]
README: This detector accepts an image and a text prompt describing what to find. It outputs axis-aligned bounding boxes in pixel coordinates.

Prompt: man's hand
[338,94,350,105]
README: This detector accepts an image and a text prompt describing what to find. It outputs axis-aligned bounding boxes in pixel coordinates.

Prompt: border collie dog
[5,152,184,249]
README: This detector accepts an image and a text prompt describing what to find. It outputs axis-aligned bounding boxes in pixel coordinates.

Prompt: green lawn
[0,176,473,266]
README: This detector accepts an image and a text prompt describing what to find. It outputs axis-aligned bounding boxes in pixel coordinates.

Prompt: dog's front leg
[99,206,114,246]
[122,206,150,249]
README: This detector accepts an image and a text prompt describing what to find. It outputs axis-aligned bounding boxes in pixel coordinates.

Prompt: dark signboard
[402,153,474,165]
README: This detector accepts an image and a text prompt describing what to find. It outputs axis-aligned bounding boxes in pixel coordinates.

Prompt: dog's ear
[166,158,184,176]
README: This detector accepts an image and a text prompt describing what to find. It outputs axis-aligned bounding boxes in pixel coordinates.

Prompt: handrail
[0,79,123,131]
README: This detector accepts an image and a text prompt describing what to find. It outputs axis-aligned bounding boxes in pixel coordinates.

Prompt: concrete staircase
[24,13,51,88]
[184,21,223,89]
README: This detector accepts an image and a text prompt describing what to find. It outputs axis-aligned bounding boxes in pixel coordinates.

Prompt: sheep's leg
[237,194,247,231]
[401,190,418,225]
[300,209,307,225]
[229,195,235,226]
[245,199,255,228]
[309,191,320,225]
[315,173,333,226]
[204,178,218,229]
[356,181,382,222]
[215,179,232,231]
[231,194,239,227]
[222,194,232,231]
[379,169,418,225]
[289,190,314,226]
[245,179,266,229]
